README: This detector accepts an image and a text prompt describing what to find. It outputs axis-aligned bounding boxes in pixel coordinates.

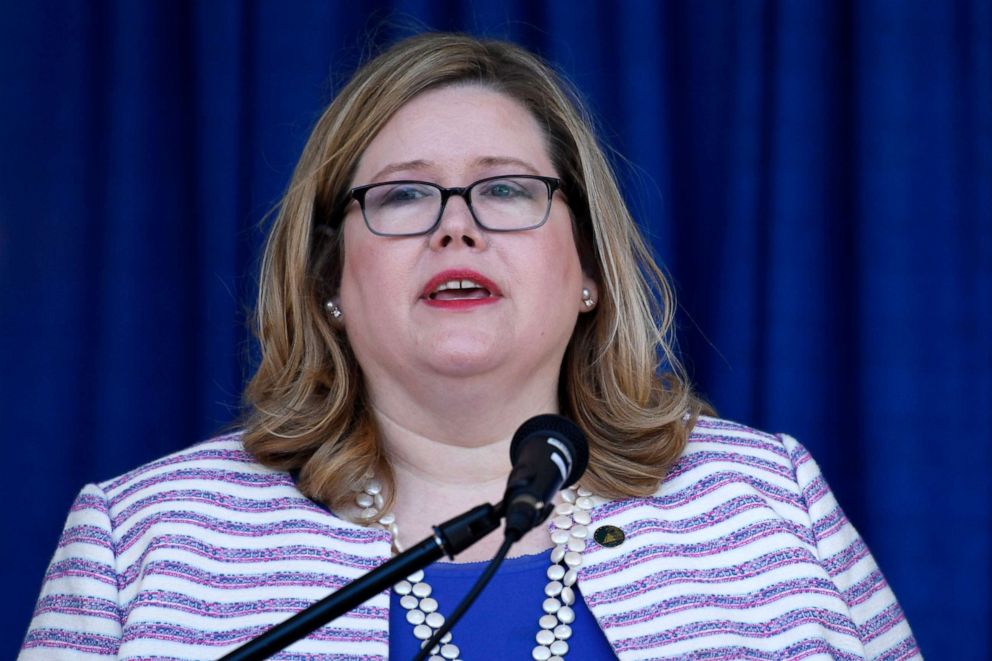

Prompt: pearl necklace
[356,479,596,661]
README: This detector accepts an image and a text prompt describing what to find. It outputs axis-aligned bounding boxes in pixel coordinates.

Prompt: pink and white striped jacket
[21,417,920,659]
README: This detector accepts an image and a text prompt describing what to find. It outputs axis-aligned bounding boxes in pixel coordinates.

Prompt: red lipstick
[421,269,502,310]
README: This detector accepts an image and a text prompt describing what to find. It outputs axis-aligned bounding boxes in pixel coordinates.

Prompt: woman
[22,33,919,660]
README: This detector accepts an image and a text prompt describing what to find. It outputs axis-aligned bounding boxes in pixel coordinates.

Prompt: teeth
[435,279,484,292]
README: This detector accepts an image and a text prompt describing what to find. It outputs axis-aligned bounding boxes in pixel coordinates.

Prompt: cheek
[544,220,585,285]
[340,226,415,310]
[339,223,384,312]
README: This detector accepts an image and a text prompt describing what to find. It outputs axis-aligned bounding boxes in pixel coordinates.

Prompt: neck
[364,355,563,444]
[366,376,562,561]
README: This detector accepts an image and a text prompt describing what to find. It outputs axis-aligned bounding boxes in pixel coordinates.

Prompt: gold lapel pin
[593,525,625,548]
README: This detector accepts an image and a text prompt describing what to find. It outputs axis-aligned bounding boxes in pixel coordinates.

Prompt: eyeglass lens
[361,176,551,235]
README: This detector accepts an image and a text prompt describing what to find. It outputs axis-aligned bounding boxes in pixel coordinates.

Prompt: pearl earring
[581,288,595,309]
[324,300,343,320]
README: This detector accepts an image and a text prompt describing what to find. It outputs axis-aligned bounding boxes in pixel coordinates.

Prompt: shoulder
[659,415,804,489]
[30,440,392,659]
[677,415,798,480]
[87,431,387,574]
[686,415,791,459]
[98,431,267,486]
[578,418,917,657]
[667,416,819,516]
[677,416,824,505]
[95,432,286,504]
[91,432,381,545]
[588,416,815,533]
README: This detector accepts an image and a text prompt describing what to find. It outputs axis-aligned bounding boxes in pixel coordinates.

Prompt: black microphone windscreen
[509,414,589,488]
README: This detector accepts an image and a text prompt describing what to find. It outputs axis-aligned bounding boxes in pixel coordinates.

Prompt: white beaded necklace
[356,479,596,661]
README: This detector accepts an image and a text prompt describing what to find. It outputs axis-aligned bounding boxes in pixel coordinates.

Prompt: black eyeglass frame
[346,174,562,237]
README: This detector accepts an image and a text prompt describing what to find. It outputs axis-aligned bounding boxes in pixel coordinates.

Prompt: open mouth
[421,271,502,306]
[429,279,494,301]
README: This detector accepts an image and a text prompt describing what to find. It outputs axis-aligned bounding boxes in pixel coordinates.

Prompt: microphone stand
[219,502,503,661]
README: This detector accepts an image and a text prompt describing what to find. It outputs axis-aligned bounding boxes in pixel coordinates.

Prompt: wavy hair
[242,32,712,518]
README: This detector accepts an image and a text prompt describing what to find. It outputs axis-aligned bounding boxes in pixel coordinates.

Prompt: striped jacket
[21,417,920,659]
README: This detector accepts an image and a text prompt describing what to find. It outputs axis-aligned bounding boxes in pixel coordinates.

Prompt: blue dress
[388,549,617,659]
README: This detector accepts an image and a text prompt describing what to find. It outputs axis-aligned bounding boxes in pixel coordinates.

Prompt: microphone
[502,414,589,542]
[223,415,587,661]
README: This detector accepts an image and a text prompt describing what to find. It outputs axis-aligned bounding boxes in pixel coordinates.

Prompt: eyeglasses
[347,174,561,237]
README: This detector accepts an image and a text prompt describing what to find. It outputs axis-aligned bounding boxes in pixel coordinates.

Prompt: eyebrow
[370,160,430,182]
[369,156,541,183]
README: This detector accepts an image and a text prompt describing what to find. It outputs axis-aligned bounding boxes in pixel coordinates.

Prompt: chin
[426,351,503,378]
[419,337,505,377]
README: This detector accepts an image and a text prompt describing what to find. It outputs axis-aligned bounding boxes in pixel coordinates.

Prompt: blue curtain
[2,1,988,657]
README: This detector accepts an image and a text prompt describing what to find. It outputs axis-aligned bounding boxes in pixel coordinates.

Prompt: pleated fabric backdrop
[1,1,989,657]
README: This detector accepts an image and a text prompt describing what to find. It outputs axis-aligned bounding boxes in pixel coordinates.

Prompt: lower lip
[422,296,500,310]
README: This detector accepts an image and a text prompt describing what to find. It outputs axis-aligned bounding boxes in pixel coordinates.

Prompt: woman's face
[338,85,597,394]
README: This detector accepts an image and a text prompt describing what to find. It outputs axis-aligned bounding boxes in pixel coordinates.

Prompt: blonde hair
[242,32,712,516]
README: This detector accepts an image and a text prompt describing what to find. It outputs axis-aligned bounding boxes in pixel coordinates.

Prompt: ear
[579,275,599,313]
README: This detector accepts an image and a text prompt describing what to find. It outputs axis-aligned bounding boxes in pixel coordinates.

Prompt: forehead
[352,84,555,184]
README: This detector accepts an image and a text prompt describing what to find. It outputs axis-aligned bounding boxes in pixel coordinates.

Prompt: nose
[428,193,487,250]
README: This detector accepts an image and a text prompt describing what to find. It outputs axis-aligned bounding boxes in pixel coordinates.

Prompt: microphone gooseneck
[223,414,589,661]
[414,414,590,661]
[501,414,589,542]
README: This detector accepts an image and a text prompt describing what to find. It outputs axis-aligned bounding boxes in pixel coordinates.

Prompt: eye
[375,183,435,207]
[478,178,532,200]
